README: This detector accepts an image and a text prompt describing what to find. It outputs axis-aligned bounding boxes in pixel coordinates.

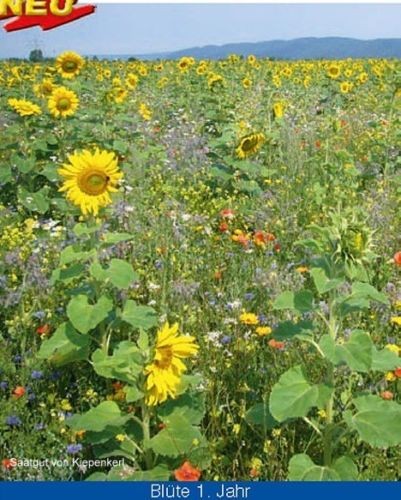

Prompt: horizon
[0,4,401,59]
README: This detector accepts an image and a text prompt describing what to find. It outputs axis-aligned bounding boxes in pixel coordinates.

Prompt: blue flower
[66,444,82,455]
[0,381,8,390]
[31,370,43,380]
[6,415,21,426]
[221,335,232,345]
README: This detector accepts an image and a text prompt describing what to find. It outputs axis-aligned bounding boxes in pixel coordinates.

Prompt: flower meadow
[0,52,401,481]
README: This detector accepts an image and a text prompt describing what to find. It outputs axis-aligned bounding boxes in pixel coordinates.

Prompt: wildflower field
[1,52,401,481]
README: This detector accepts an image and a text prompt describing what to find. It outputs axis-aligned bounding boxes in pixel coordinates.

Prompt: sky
[0,3,401,58]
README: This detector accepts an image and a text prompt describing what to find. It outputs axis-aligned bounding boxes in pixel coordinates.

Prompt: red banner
[0,0,95,32]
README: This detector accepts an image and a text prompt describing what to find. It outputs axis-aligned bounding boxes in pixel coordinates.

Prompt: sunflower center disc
[79,170,109,196]
[57,98,71,111]
[63,61,78,72]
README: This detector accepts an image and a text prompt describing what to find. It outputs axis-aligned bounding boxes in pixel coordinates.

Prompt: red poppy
[2,459,15,470]
[394,367,401,378]
[274,243,281,253]
[249,468,260,478]
[394,252,401,267]
[36,324,51,336]
[219,222,229,233]
[174,461,201,481]
[13,386,25,399]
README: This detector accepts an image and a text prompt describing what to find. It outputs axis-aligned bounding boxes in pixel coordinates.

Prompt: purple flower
[221,335,232,345]
[0,381,8,390]
[6,415,21,427]
[66,444,82,455]
[31,370,43,380]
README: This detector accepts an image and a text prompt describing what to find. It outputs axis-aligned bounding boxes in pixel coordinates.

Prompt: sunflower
[327,63,341,79]
[8,98,41,117]
[144,322,199,406]
[58,149,123,216]
[340,81,351,94]
[55,51,84,79]
[236,132,265,159]
[273,101,285,119]
[139,103,152,120]
[34,78,54,98]
[242,77,252,89]
[48,86,79,118]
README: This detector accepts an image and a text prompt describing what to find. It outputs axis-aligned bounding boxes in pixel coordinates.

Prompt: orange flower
[249,468,260,478]
[394,252,401,266]
[380,391,394,400]
[13,386,25,399]
[2,459,15,470]
[36,324,51,336]
[232,230,250,247]
[394,367,401,378]
[219,222,229,233]
[174,461,201,481]
[268,339,285,350]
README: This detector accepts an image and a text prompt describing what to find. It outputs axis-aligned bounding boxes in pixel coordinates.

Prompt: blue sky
[0,3,400,58]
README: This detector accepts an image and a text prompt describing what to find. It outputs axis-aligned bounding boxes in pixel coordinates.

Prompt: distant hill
[99,37,401,61]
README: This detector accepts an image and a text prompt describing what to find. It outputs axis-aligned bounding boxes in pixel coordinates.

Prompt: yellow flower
[115,434,126,442]
[327,63,341,79]
[145,322,199,406]
[296,266,309,273]
[386,371,396,382]
[34,78,54,98]
[390,316,401,326]
[242,77,252,89]
[255,326,272,337]
[236,133,265,159]
[385,344,400,355]
[55,51,84,79]
[60,399,72,411]
[177,56,194,72]
[125,73,139,89]
[273,101,285,119]
[139,103,152,120]
[340,81,351,94]
[318,409,327,419]
[8,98,41,116]
[207,73,224,89]
[48,86,79,118]
[239,312,259,326]
[58,148,123,216]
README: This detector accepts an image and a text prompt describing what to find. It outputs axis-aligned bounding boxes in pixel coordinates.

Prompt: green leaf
[67,295,113,334]
[351,282,389,305]
[59,245,96,265]
[121,300,158,331]
[269,366,319,422]
[310,268,344,295]
[51,263,85,285]
[273,320,314,341]
[244,401,279,432]
[158,393,206,426]
[288,454,340,481]
[92,342,144,384]
[18,187,49,214]
[37,322,90,366]
[148,414,203,458]
[108,259,138,289]
[345,395,401,448]
[273,290,314,313]
[67,401,130,432]
[316,384,334,409]
[335,330,373,373]
[73,222,101,237]
[0,165,12,183]
[125,386,144,403]
[122,465,171,481]
[288,454,357,481]
[371,346,401,372]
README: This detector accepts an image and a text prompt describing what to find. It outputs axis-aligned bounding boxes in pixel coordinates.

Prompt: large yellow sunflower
[145,322,199,406]
[55,51,84,79]
[58,149,123,216]
[8,98,41,117]
[48,86,79,118]
[236,132,265,159]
